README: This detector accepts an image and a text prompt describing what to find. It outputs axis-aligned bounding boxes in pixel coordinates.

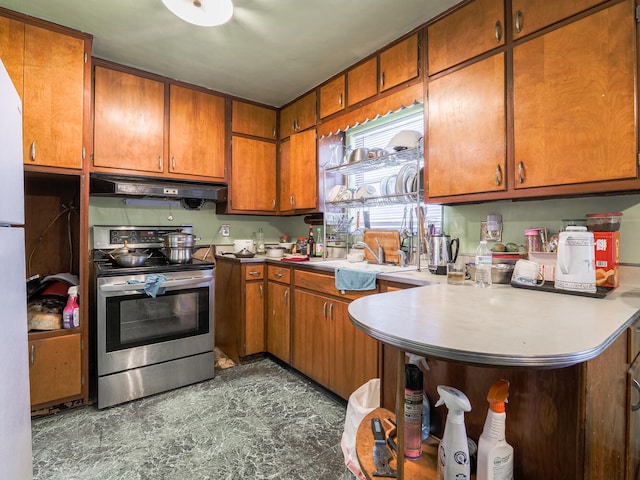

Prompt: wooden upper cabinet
[279,128,317,212]
[230,136,277,212]
[428,0,505,75]
[169,85,225,179]
[23,25,86,169]
[0,17,24,95]
[379,33,419,92]
[93,66,165,173]
[279,91,316,139]
[347,57,378,107]
[512,0,606,39]
[512,1,636,189]
[232,100,277,139]
[428,53,506,197]
[319,75,345,119]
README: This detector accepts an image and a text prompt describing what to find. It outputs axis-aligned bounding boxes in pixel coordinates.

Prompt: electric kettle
[428,234,460,275]
[555,226,596,293]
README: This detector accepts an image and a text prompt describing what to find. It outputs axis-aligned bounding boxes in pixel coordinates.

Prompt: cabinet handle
[495,165,503,186]
[259,284,263,298]
[273,127,276,139]
[290,194,294,207]
[158,156,163,170]
[272,199,276,209]
[30,142,36,161]
[632,379,640,412]
[275,272,283,278]
[329,303,334,321]
[515,10,523,33]
[517,161,526,184]
[380,72,385,88]
[171,157,176,170]
[323,301,328,319]
[338,93,343,106]
[249,271,261,276]
[295,118,300,131]
[284,289,289,305]
[495,21,502,42]
[30,345,35,365]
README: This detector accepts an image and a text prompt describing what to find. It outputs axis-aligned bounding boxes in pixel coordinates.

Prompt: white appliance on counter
[0,59,34,477]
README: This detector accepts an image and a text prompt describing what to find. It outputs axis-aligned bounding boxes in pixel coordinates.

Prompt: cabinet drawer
[268,265,291,283]
[294,269,378,300]
[244,264,265,281]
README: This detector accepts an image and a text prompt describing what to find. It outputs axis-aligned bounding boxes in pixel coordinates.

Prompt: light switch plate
[219,224,230,237]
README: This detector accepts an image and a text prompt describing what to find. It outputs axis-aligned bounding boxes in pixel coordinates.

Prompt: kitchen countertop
[348,265,640,368]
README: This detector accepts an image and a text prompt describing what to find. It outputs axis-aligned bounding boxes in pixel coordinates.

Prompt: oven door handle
[99,277,210,293]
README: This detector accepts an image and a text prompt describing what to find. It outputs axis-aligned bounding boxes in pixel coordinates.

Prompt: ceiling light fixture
[162,0,233,27]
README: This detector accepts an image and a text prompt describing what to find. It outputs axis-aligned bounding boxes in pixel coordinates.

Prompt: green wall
[444,194,640,264]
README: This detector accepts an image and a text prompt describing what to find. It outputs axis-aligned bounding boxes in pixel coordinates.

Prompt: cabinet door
[319,75,345,119]
[230,136,277,211]
[379,34,419,92]
[280,129,317,212]
[23,25,85,169]
[0,17,24,95]
[94,66,165,173]
[347,57,378,106]
[169,85,225,179]
[232,100,277,139]
[29,334,82,406]
[513,2,636,189]
[330,300,378,400]
[279,91,316,139]
[245,281,265,355]
[512,0,605,39]
[628,354,640,480]
[292,290,330,386]
[428,54,506,197]
[427,0,505,75]
[267,282,290,363]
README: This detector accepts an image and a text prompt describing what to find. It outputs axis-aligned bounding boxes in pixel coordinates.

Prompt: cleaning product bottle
[404,363,423,459]
[63,286,80,329]
[315,227,324,258]
[475,239,493,288]
[406,354,431,442]
[477,379,514,480]
[436,385,472,480]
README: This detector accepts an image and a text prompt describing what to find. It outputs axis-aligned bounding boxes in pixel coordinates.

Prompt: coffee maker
[427,234,460,275]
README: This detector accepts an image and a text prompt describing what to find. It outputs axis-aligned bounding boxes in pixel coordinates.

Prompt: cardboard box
[593,231,620,288]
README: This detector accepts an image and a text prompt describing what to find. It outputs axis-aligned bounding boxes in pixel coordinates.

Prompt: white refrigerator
[0,58,33,478]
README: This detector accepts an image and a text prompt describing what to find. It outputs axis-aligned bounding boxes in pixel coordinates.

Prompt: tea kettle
[428,234,460,275]
[555,226,596,293]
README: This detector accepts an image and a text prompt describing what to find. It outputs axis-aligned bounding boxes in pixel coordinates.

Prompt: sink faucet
[353,239,385,264]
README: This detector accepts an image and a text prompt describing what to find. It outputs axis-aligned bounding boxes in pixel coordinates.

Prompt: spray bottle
[435,385,472,480]
[477,379,513,480]
[62,286,79,329]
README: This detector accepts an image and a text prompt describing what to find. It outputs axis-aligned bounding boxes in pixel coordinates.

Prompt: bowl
[586,212,622,232]
[347,251,365,263]
[466,263,515,284]
[348,147,369,164]
[279,242,294,253]
[265,246,286,258]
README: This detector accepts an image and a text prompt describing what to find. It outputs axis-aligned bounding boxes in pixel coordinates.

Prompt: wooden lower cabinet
[244,281,265,355]
[267,280,291,363]
[28,333,82,407]
[628,354,640,479]
[293,287,378,400]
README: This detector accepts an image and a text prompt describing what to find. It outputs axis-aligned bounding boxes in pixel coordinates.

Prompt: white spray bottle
[435,385,472,480]
[477,379,514,480]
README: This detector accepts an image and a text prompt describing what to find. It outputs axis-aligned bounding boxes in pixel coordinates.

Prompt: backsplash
[444,193,640,264]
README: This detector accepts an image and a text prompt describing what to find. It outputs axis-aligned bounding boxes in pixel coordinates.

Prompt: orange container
[593,231,620,287]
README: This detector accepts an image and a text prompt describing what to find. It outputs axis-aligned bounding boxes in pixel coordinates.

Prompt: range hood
[90,174,227,202]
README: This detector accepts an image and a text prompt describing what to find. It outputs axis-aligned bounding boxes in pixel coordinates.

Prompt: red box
[593,231,620,288]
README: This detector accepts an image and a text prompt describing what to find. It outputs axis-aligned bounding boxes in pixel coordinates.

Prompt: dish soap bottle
[436,385,472,480]
[477,379,514,480]
[475,239,492,288]
[63,286,80,329]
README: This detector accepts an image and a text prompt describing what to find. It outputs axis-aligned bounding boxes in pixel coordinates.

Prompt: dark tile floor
[31,358,355,479]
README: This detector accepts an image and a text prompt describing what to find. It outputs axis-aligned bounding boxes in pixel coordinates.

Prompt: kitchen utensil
[387,129,422,151]
[265,246,286,258]
[586,212,623,232]
[278,242,294,253]
[233,239,255,253]
[363,230,401,264]
[110,250,152,267]
[163,232,195,248]
[232,248,255,258]
[349,147,370,164]
[371,417,396,478]
[162,246,193,264]
[511,259,544,286]
[447,262,466,285]
[427,233,459,275]
[555,226,596,293]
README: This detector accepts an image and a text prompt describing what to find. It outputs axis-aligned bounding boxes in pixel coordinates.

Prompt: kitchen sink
[317,259,418,274]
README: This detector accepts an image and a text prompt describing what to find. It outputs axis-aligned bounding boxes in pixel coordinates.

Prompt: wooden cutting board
[363,230,401,264]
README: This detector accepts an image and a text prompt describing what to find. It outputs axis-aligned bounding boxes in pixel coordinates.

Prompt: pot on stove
[162,246,193,264]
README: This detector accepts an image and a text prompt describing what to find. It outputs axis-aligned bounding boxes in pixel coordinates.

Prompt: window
[344,105,443,232]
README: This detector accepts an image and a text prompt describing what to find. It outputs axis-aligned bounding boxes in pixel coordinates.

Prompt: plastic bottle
[477,380,514,480]
[315,227,324,258]
[475,239,493,288]
[406,354,431,442]
[63,286,80,329]
[404,364,423,459]
[307,227,315,258]
[436,385,472,480]
[256,227,265,254]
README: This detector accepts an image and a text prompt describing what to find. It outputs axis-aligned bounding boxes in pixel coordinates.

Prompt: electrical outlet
[218,224,230,237]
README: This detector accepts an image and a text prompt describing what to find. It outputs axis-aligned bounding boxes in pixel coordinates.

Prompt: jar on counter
[296,237,307,256]
[525,228,543,253]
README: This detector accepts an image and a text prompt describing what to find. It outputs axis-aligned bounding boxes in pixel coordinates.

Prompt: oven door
[97,271,214,376]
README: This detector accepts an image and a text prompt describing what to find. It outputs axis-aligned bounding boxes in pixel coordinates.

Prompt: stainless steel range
[92,225,215,409]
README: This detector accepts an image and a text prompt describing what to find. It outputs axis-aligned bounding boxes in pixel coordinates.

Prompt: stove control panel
[93,225,194,250]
